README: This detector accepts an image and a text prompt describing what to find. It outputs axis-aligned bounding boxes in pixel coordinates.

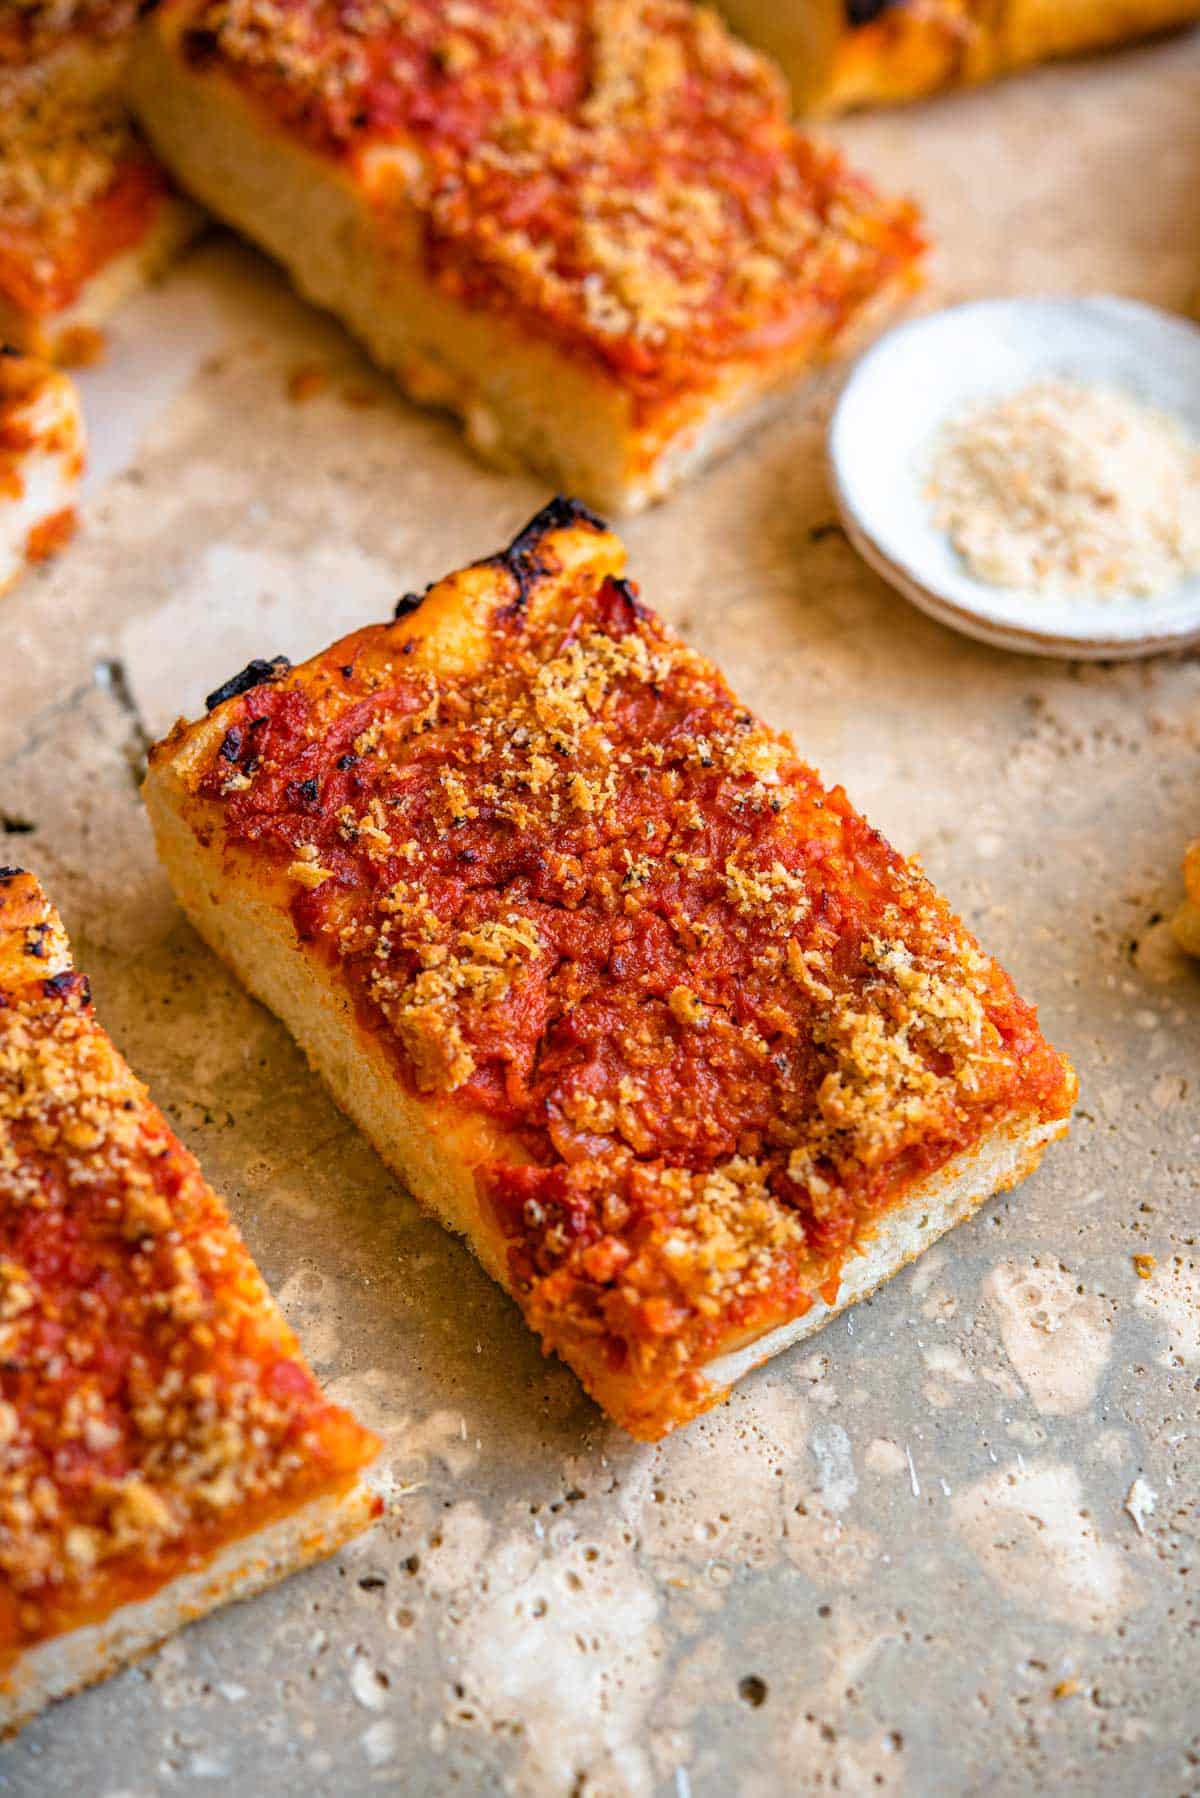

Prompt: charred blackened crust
[42,969,90,1004]
[508,495,609,546]
[608,575,649,622]
[390,498,610,626]
[179,21,220,66]
[23,920,54,960]
[489,496,609,614]
[204,655,292,713]
[845,0,897,23]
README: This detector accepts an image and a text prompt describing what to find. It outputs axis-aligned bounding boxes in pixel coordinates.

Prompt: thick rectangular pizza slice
[0,2,202,362]
[0,349,86,597]
[129,0,925,512]
[144,499,1076,1441]
[0,870,380,1738]
[715,0,1200,117]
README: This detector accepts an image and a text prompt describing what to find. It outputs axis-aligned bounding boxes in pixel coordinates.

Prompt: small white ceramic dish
[828,296,1200,660]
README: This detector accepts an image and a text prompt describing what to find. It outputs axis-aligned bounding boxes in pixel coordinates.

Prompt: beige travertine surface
[2,28,1200,1797]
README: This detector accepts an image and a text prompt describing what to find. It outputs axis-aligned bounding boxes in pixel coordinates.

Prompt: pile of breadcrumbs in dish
[928,378,1200,600]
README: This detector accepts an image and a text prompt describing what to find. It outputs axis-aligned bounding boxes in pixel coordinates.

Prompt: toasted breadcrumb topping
[0,62,131,228]
[0,874,377,1657]
[174,0,924,410]
[186,509,1073,1394]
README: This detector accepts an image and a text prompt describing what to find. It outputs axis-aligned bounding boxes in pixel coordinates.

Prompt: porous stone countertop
[2,29,1199,1797]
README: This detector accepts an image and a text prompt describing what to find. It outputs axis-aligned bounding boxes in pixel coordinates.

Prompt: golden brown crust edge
[718,0,1200,115]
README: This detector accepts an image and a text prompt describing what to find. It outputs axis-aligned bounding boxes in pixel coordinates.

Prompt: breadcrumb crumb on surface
[927,379,1200,601]
[0,351,85,593]
[24,504,77,563]
[53,324,106,368]
[287,359,328,403]
[1124,1477,1157,1535]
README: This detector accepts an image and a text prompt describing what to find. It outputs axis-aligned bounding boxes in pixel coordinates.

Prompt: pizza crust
[0,1481,377,1741]
[717,0,1200,114]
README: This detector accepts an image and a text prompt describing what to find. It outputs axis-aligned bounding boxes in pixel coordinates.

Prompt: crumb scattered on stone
[55,326,106,369]
[342,382,379,409]
[288,361,328,403]
[1124,1477,1157,1536]
[1132,1253,1157,1280]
